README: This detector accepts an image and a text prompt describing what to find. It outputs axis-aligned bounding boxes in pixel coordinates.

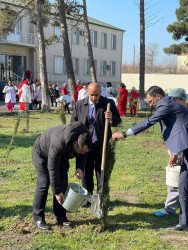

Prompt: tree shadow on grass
[106,212,179,231]
[76,210,178,231]
[75,199,179,231]
[0,134,39,149]
[0,205,52,220]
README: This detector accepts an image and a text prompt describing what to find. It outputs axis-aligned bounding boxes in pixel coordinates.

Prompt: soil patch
[139,139,165,149]
[161,233,188,249]
[110,191,139,204]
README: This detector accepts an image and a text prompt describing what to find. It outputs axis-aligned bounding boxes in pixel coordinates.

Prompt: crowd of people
[2,79,140,117]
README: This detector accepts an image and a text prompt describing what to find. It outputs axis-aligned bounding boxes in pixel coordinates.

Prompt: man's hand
[104,111,112,121]
[75,168,83,179]
[112,132,124,140]
[168,154,178,167]
[55,192,65,205]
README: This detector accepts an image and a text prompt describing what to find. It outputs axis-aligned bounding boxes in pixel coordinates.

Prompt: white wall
[121,73,188,93]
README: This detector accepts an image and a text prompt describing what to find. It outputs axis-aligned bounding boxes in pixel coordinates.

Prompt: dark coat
[71,96,121,145]
[32,122,89,194]
[131,96,188,154]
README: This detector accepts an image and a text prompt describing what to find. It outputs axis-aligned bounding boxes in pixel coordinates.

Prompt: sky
[50,0,181,65]
[85,0,180,65]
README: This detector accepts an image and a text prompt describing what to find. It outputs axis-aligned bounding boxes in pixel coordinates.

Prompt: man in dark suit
[71,82,121,207]
[112,85,188,231]
[32,122,92,230]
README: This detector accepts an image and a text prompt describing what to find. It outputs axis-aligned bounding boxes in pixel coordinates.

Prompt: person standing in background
[3,80,16,112]
[117,83,128,116]
[18,80,31,111]
[48,82,54,107]
[17,64,23,79]
[61,83,68,96]
[106,82,114,97]
[129,86,139,116]
[52,82,59,107]
[35,80,42,110]
[11,80,18,105]
[78,82,88,101]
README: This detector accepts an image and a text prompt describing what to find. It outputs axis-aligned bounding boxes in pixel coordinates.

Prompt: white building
[0,0,124,89]
[177,53,188,72]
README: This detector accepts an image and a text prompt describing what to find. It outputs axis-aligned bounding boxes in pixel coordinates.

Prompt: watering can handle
[100,103,111,187]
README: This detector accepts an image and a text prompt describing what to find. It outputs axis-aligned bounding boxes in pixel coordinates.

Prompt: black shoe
[81,200,91,208]
[167,224,188,231]
[56,217,72,228]
[33,221,50,230]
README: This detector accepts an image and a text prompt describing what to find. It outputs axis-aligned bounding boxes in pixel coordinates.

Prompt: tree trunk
[139,0,146,110]
[82,0,97,83]
[34,0,50,112]
[57,0,76,100]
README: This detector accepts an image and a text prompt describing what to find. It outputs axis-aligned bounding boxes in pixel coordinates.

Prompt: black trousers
[65,102,70,113]
[179,148,188,226]
[32,145,68,222]
[82,141,103,194]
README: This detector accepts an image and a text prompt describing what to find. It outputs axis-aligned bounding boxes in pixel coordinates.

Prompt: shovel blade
[91,194,103,219]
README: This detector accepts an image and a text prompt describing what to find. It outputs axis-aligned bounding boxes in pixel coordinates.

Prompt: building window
[92,30,97,47]
[73,28,79,44]
[73,58,79,75]
[111,62,116,76]
[111,35,116,50]
[101,33,107,49]
[55,26,63,41]
[84,59,90,75]
[54,56,65,74]
[101,61,107,76]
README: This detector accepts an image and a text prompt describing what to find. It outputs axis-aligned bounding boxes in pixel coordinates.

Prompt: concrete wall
[121,73,188,93]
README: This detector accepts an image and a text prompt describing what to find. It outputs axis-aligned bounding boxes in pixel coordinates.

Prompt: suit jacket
[131,96,188,154]
[71,96,121,145]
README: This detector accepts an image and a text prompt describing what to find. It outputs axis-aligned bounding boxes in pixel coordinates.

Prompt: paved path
[0,101,58,114]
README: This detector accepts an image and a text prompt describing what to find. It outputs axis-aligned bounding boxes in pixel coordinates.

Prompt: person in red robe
[61,83,68,96]
[117,83,128,116]
[129,86,139,116]
[74,81,81,102]
[18,80,31,111]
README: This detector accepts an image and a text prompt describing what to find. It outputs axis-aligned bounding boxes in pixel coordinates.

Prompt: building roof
[2,0,125,32]
[179,52,188,56]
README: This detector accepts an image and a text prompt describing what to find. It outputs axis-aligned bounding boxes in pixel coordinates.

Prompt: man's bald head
[88,82,101,103]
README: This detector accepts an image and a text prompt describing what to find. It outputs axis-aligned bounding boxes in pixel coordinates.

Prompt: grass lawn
[0,110,187,249]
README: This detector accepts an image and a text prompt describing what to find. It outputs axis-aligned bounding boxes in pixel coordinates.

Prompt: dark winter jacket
[33,122,89,194]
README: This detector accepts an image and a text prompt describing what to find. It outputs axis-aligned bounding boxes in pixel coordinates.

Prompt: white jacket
[3,86,16,103]
[78,89,88,101]
[19,84,31,103]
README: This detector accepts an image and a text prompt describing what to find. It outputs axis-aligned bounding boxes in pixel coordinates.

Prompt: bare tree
[34,0,50,112]
[82,0,97,83]
[145,43,159,73]
[57,0,76,100]
[139,0,145,109]
[165,58,178,74]
[134,0,162,109]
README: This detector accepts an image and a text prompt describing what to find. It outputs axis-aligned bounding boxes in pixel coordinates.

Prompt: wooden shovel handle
[100,103,111,187]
